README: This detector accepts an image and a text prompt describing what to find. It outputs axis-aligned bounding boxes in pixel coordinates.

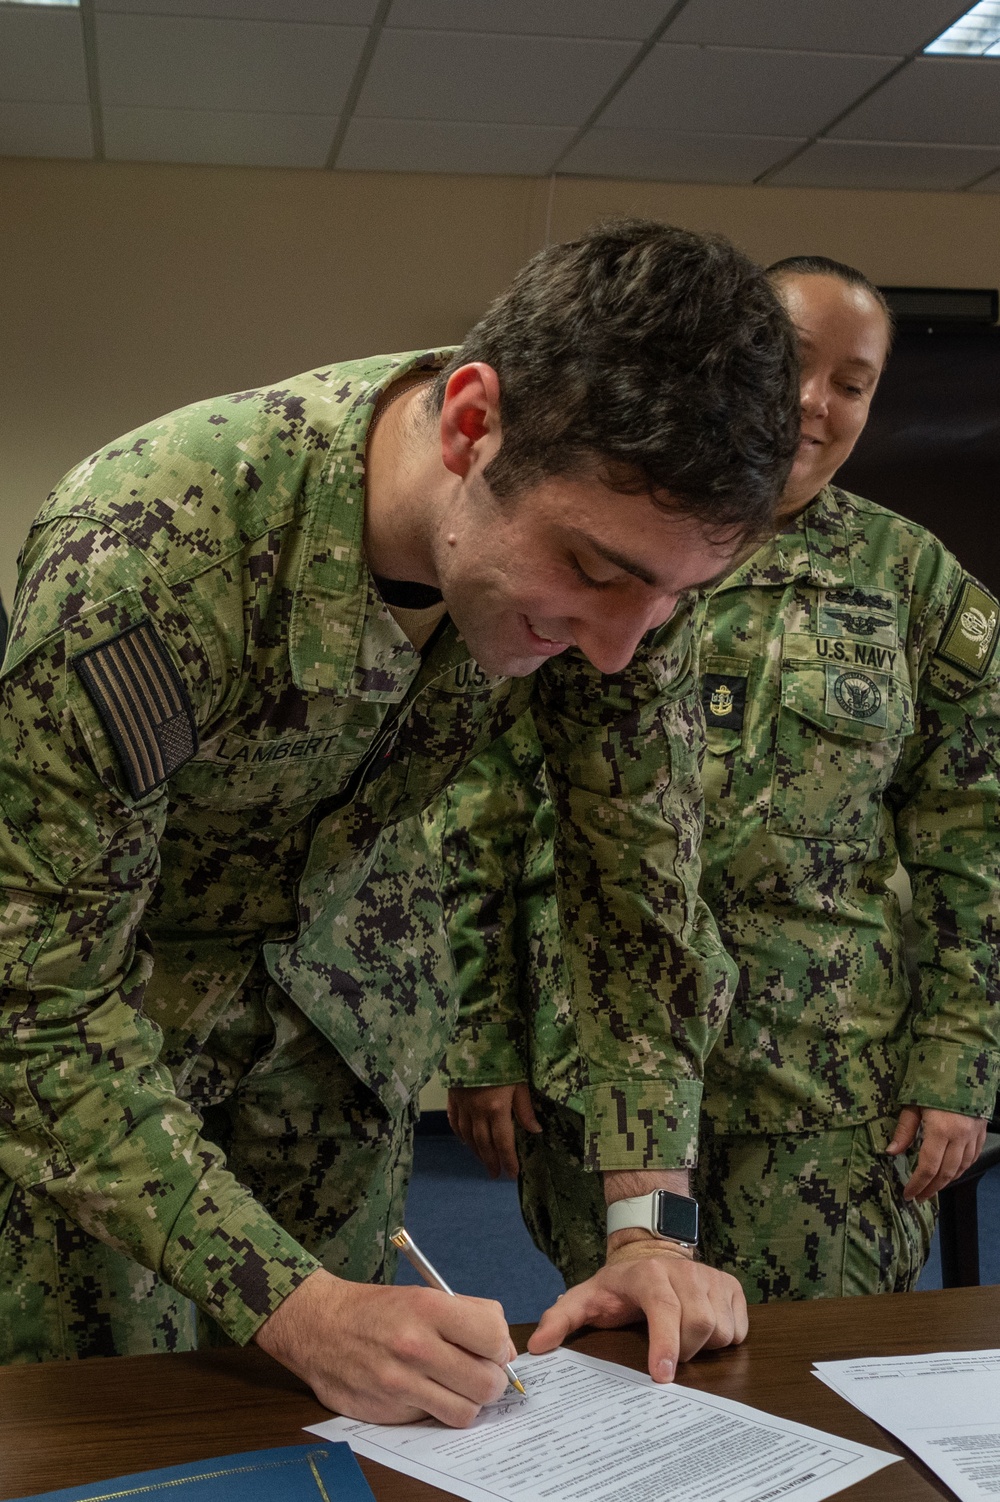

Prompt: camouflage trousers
[0,979,415,1363]
[516,1096,936,1301]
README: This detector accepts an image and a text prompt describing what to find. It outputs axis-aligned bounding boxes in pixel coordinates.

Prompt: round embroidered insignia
[833,671,882,720]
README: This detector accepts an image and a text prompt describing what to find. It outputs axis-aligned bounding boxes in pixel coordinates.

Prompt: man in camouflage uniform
[443,259,1000,1301]
[0,222,799,1421]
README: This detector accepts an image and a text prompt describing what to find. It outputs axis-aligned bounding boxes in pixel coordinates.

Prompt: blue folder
[7,1444,374,1502]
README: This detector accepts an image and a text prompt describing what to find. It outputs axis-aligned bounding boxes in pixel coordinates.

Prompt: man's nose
[574,595,676,675]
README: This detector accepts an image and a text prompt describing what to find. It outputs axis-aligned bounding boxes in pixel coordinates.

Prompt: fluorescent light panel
[925,0,1000,55]
[0,1,80,6]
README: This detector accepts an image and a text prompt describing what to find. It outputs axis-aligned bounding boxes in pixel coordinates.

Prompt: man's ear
[439,363,502,478]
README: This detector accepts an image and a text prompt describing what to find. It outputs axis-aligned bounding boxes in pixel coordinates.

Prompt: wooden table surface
[2,1285,998,1502]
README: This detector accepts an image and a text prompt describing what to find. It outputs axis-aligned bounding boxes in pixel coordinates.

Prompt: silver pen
[390,1225,527,1396]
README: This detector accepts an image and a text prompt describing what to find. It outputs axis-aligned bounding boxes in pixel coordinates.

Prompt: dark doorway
[838,327,1000,596]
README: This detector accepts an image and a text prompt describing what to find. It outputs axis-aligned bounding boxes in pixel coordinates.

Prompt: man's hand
[254,1268,514,1426]
[528,1243,747,1383]
[887,1105,987,1202]
[447,1083,542,1179]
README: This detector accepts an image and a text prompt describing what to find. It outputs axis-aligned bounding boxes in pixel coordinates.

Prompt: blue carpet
[399,1131,1000,1311]
[395,1134,565,1324]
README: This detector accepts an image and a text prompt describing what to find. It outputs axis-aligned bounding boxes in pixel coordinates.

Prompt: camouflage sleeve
[890,566,1000,1119]
[432,715,544,1088]
[0,519,320,1346]
[532,597,737,1172]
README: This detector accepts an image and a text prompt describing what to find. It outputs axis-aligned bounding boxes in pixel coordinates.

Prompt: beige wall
[3,155,1000,607]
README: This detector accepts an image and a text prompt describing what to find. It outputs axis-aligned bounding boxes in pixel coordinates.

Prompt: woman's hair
[766,255,895,350]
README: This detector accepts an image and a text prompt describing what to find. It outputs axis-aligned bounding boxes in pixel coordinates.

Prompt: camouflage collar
[288,349,454,695]
[714,485,855,594]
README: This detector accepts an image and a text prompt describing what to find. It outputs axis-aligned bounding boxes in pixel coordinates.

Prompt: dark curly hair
[431,219,800,544]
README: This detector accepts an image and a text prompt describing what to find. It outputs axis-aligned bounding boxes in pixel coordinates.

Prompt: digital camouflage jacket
[0,350,729,1344]
[434,588,738,1169]
[441,487,1000,1137]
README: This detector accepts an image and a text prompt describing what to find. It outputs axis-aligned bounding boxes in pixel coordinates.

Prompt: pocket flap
[782,664,912,742]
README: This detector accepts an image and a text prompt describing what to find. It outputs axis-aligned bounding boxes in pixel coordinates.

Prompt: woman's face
[776,272,892,516]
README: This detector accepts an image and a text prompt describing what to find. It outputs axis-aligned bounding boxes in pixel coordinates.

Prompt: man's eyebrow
[576,533,659,587]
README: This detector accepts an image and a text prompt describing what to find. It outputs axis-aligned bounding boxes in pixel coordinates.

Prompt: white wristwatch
[606,1189,699,1247]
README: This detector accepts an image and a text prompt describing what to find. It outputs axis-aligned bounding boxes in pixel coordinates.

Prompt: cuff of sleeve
[168,1190,321,1347]
[582,1079,703,1172]
[441,1021,530,1089]
[899,1040,1000,1119]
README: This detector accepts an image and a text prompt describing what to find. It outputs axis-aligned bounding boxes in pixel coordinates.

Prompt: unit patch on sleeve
[73,619,199,797]
[936,576,999,681]
[701,672,748,733]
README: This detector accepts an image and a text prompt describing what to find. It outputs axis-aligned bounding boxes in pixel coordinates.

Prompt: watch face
[655,1191,699,1245]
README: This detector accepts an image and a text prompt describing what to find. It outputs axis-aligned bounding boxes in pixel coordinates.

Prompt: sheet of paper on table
[307,1347,898,1502]
[814,1348,1000,1502]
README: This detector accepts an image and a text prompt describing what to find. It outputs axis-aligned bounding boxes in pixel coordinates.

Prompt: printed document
[308,1347,898,1502]
[815,1349,1000,1502]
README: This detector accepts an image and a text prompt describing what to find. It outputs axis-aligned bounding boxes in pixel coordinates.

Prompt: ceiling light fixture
[925,0,1000,55]
[1,1,81,6]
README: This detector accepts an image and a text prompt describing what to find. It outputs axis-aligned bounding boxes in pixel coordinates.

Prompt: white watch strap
[606,1192,659,1238]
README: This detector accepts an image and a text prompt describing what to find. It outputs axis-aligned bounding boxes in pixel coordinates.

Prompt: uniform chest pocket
[170,747,357,810]
[401,674,528,808]
[171,713,382,810]
[768,652,913,843]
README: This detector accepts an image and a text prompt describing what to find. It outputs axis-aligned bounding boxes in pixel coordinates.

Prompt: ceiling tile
[969,167,1000,191]
[769,139,1000,190]
[356,29,638,125]
[0,100,92,158]
[97,1,380,19]
[338,116,575,173]
[0,6,88,105]
[561,128,802,183]
[665,0,970,55]
[386,0,668,39]
[599,44,898,137]
[96,13,367,113]
[104,106,337,166]
[836,57,1000,145]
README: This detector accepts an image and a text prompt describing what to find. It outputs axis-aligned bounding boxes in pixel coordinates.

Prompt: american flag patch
[73,620,198,797]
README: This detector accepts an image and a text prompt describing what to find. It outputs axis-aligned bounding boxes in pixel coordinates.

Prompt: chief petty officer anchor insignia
[710,682,734,718]
[701,673,748,733]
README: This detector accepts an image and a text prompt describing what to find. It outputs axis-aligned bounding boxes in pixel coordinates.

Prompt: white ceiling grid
[0,0,998,191]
